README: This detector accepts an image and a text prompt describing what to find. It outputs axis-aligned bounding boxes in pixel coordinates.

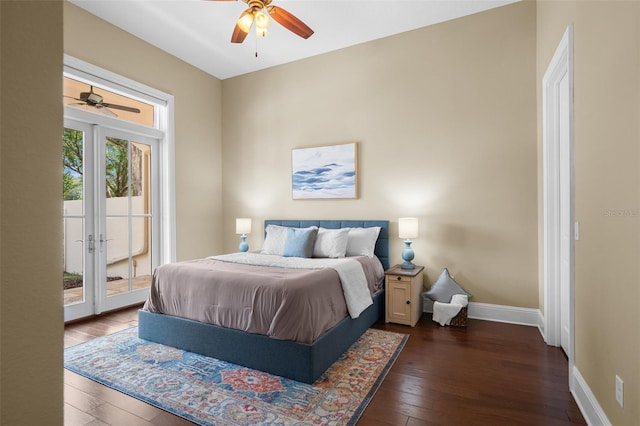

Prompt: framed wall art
[292,142,358,200]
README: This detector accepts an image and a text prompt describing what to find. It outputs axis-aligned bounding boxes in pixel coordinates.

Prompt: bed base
[138,291,384,384]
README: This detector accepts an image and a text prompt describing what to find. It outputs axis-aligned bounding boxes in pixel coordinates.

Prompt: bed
[138,220,390,384]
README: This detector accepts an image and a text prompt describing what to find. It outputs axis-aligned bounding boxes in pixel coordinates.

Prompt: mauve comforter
[142,255,384,344]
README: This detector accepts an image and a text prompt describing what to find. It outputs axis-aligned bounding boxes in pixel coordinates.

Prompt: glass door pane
[63,121,95,321]
[100,132,156,312]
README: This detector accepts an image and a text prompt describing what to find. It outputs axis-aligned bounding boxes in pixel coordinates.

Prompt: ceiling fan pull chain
[255,36,259,58]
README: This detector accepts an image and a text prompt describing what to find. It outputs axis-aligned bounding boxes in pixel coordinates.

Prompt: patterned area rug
[64,327,407,425]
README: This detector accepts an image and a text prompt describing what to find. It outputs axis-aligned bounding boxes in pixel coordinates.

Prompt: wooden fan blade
[101,103,141,113]
[267,5,313,39]
[231,9,253,43]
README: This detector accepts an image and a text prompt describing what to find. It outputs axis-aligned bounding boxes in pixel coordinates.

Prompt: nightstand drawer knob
[397,276,402,281]
[406,300,410,305]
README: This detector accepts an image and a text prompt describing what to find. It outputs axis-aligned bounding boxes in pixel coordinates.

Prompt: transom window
[63,76,155,127]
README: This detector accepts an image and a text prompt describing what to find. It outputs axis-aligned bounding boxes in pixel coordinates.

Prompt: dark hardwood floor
[64,306,586,425]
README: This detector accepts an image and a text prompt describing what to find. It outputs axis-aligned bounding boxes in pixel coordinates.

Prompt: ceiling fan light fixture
[87,92,103,104]
[255,10,269,37]
[219,0,313,44]
[237,11,254,33]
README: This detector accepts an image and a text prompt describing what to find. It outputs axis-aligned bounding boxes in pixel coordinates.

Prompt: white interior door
[543,26,574,362]
[558,72,572,355]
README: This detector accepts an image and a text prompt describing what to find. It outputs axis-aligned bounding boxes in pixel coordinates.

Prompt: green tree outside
[63,129,135,200]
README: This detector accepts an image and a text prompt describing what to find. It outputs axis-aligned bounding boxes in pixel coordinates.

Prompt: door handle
[98,234,113,252]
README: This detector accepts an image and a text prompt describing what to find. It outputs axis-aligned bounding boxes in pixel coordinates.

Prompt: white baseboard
[422,299,540,327]
[571,366,611,426]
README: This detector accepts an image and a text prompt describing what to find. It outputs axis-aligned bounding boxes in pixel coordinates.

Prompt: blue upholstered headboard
[264,220,390,270]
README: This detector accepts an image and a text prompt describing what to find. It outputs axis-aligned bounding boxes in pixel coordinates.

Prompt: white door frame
[63,55,176,321]
[542,25,575,368]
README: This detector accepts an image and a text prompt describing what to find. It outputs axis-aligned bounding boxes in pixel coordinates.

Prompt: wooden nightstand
[385,264,425,326]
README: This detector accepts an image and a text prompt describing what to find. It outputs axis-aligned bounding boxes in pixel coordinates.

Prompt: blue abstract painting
[292,143,357,199]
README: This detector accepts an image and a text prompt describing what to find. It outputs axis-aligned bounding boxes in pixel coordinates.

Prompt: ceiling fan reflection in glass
[62,76,154,126]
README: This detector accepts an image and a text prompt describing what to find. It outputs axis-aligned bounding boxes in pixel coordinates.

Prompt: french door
[63,118,160,321]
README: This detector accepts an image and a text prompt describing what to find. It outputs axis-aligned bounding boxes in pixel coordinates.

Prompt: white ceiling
[70,0,519,80]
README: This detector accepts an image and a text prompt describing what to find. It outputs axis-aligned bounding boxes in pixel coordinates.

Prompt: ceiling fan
[64,86,141,117]
[212,0,314,44]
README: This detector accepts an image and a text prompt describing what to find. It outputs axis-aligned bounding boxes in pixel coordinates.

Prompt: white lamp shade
[398,217,419,239]
[236,218,252,234]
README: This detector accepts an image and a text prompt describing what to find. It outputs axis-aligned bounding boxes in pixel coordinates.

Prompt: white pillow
[261,224,289,255]
[313,227,349,258]
[345,226,381,257]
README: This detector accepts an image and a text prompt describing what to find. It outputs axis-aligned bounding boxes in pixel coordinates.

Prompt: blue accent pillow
[282,227,318,258]
[424,268,473,303]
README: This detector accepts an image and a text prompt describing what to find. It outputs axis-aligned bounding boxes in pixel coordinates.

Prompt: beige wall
[537,1,640,424]
[0,1,64,424]
[64,2,224,261]
[221,1,538,307]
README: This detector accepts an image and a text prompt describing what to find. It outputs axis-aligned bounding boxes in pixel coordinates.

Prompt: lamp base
[401,240,415,270]
[238,235,249,252]
[401,261,415,270]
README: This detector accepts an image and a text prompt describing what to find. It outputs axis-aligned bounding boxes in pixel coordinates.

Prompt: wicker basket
[450,306,468,327]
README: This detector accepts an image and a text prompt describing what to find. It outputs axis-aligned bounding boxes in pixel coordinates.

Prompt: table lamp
[398,217,418,269]
[236,218,252,252]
